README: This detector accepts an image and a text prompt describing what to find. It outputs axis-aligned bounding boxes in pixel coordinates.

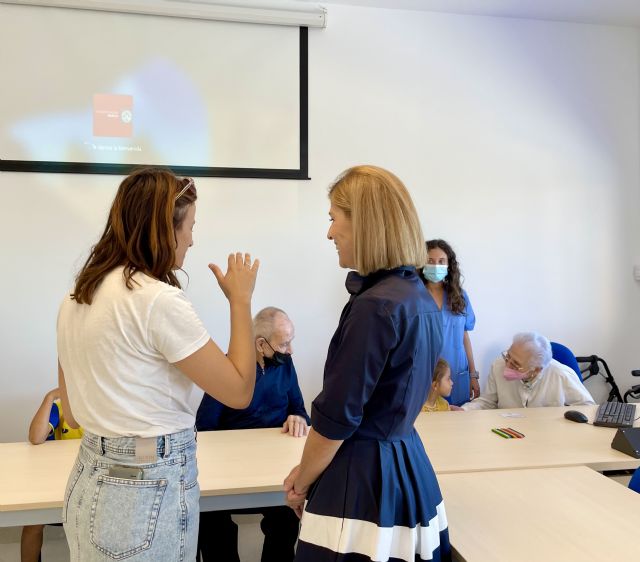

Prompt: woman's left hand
[286,489,306,518]
[470,378,480,400]
[284,465,308,519]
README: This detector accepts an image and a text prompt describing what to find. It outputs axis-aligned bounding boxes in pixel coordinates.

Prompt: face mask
[423,264,448,283]
[262,340,291,369]
[264,351,291,369]
[503,367,530,381]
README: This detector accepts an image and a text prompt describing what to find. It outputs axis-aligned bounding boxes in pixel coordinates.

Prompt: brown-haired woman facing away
[422,239,479,406]
[56,168,259,561]
[285,165,451,562]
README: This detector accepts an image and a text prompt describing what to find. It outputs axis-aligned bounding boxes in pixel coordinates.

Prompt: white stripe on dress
[298,501,448,562]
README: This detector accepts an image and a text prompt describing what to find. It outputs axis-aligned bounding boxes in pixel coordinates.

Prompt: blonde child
[422,358,463,412]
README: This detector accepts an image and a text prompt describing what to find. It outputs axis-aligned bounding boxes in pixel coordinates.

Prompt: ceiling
[298,0,640,28]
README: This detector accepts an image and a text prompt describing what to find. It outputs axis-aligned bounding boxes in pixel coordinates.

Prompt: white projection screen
[0,2,308,178]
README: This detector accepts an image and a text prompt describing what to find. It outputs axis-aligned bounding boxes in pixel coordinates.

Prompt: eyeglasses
[175,178,194,201]
[260,337,292,353]
[501,351,529,373]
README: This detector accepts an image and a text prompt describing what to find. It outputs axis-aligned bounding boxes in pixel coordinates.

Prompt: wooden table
[438,466,640,562]
[196,428,305,511]
[0,428,305,525]
[417,404,640,474]
[2,405,638,526]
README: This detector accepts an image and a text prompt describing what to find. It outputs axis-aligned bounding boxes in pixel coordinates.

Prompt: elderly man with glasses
[462,332,595,410]
[196,306,309,562]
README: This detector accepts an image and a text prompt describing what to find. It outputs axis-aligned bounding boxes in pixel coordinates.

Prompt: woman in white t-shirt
[56,168,259,562]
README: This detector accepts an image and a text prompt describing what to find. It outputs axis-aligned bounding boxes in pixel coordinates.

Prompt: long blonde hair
[431,358,451,386]
[329,165,426,276]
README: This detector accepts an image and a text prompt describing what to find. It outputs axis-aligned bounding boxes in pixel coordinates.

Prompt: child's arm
[58,360,79,429]
[28,388,60,444]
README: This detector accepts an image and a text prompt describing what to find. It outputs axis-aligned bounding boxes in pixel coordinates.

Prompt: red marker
[505,427,525,438]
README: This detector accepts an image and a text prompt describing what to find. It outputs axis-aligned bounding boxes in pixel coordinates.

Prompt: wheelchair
[576,355,639,403]
[623,369,640,403]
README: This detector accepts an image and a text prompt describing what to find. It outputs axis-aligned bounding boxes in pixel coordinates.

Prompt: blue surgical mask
[423,264,448,283]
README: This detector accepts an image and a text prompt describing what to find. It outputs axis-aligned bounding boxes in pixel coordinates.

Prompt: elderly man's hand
[281,415,309,437]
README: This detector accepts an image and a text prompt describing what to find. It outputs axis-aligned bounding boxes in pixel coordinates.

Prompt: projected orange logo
[93,94,133,137]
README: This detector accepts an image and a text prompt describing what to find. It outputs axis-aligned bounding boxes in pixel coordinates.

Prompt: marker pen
[491,428,511,439]
[507,427,525,438]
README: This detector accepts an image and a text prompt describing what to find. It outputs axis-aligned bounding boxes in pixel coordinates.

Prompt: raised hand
[209,253,259,304]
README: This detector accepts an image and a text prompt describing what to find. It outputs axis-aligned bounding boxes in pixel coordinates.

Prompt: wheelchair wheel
[623,388,640,403]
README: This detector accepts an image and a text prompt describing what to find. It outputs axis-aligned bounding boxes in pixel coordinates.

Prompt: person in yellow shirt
[21,388,83,562]
[422,359,462,412]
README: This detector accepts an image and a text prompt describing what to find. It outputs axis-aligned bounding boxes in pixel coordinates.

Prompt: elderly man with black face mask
[196,307,309,562]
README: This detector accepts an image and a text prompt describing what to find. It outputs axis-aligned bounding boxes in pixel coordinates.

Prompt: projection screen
[0,2,308,178]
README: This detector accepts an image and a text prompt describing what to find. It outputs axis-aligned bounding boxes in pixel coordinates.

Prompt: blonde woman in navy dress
[284,166,450,562]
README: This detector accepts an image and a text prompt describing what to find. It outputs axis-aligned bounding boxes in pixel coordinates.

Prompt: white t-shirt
[57,267,210,437]
[462,357,596,410]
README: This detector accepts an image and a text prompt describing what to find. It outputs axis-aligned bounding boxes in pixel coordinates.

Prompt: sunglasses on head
[175,178,194,201]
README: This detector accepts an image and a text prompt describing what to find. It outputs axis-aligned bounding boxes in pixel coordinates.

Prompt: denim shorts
[63,428,199,561]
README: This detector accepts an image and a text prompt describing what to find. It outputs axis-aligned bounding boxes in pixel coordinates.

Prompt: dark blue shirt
[311,267,443,442]
[196,358,310,430]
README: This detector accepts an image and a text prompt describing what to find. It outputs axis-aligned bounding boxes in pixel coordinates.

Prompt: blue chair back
[550,341,583,382]
[629,467,640,494]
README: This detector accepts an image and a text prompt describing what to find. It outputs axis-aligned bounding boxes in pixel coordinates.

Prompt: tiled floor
[0,515,263,562]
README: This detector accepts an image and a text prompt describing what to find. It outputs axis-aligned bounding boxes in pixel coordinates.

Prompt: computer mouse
[564,410,588,423]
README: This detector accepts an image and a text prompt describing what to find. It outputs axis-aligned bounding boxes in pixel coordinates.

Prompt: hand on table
[282,415,310,438]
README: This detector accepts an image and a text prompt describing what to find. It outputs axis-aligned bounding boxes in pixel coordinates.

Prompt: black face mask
[262,340,291,369]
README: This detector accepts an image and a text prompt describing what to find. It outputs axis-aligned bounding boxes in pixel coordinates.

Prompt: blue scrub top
[427,289,475,406]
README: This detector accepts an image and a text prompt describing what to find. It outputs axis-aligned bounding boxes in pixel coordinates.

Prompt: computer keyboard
[593,402,636,428]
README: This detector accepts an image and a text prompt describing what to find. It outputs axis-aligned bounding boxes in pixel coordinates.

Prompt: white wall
[1,4,640,442]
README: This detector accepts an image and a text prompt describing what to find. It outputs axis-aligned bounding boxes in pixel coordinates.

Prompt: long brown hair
[426,239,466,315]
[329,165,427,275]
[72,168,197,304]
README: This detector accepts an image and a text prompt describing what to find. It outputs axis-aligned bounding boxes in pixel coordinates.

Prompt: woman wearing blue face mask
[422,239,478,406]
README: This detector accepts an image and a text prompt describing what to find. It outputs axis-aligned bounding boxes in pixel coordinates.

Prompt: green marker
[491,428,511,439]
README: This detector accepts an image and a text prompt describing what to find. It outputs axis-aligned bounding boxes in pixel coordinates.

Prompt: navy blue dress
[296,267,450,562]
